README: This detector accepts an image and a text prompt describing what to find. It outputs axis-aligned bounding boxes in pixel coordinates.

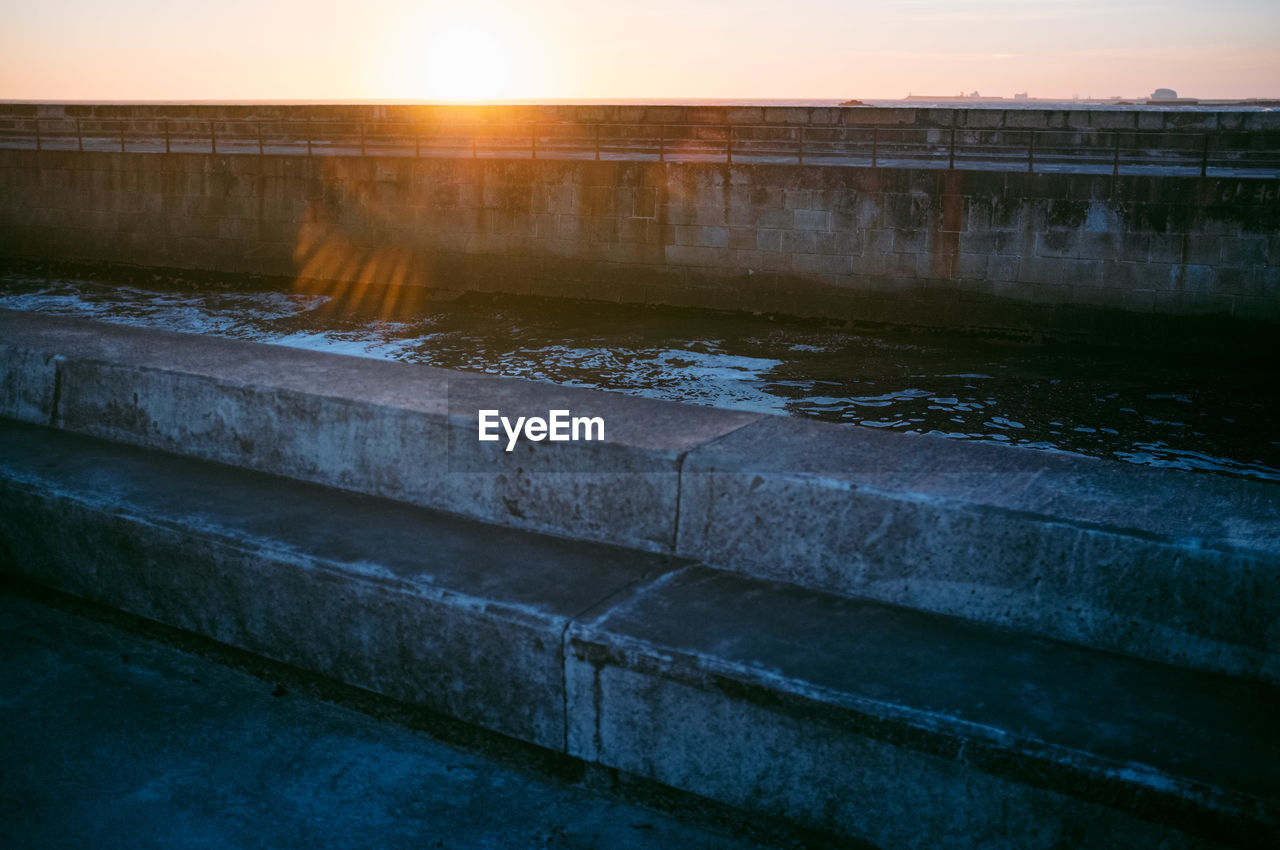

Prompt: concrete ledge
[0,309,759,554]
[566,567,1278,849]
[1,310,1278,682]
[7,101,1279,131]
[1,420,1274,848]
[0,419,676,749]
[677,416,1280,682]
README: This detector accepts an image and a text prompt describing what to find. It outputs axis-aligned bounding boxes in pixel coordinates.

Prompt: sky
[1,0,1277,101]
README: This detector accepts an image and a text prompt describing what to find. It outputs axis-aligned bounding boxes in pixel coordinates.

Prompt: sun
[422,22,512,101]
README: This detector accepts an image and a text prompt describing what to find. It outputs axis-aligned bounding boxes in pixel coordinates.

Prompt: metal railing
[4,116,1279,177]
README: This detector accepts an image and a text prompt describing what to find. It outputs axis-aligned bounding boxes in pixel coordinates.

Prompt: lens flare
[292,157,434,322]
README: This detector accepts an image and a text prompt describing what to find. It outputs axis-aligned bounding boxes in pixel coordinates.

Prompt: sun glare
[423,22,512,101]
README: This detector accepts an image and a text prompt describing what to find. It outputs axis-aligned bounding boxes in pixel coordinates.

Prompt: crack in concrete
[557,560,689,758]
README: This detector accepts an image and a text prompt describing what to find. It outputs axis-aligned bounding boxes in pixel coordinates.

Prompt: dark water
[3,273,1278,484]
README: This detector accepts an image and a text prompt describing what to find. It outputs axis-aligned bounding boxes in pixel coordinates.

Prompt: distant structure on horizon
[901,92,1124,104]
[847,91,1280,108]
[904,92,1014,102]
[1143,88,1218,106]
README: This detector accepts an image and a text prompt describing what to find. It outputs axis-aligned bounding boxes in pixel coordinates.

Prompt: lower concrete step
[0,418,1274,849]
[0,590,818,850]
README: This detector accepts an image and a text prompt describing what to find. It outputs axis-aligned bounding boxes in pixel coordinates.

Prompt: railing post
[871,127,878,167]
[258,122,264,155]
[1027,131,1035,173]
[594,123,600,161]
[727,125,733,165]
[949,127,956,170]
[659,124,665,163]
[77,118,83,152]
[1113,132,1121,176]
[1200,133,1209,177]
[210,121,217,154]
[798,126,804,165]
[163,119,170,153]
[34,118,40,152]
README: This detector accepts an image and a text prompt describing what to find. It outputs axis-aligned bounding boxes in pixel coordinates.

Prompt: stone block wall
[5,101,1280,132]
[1,147,1277,336]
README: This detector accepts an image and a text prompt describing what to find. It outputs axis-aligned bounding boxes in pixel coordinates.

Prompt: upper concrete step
[0,419,1275,848]
[1,309,1278,682]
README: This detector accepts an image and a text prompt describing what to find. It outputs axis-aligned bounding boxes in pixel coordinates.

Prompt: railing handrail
[6,115,1278,177]
[16,114,1276,133]
[11,114,1274,139]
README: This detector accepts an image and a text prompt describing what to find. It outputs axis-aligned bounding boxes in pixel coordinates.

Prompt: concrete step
[1,419,1274,849]
[3,310,1278,682]
[0,590,818,850]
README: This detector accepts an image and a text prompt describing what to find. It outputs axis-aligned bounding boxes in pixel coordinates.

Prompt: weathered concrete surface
[0,591,787,850]
[2,144,1277,340]
[1,421,1274,849]
[676,415,1280,682]
[8,100,1280,131]
[2,310,1277,681]
[0,308,760,554]
[566,567,1278,849]
[0,418,679,750]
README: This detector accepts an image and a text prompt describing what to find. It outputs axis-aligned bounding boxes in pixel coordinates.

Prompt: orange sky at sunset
[2,0,1277,102]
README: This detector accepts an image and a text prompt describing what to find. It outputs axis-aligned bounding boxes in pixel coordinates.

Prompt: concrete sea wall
[2,145,1277,339]
[3,310,1277,684]
[3,313,1277,847]
[3,103,1278,846]
[6,100,1280,133]
[6,418,1274,848]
